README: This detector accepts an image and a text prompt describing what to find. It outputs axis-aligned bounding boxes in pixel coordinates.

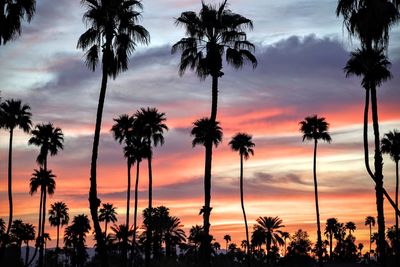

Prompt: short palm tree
[255,216,285,255]
[365,216,376,255]
[21,222,35,266]
[300,115,331,267]
[48,201,70,250]
[324,218,339,260]
[29,168,56,266]
[345,221,356,235]
[223,235,231,253]
[164,216,186,258]
[382,129,400,250]
[99,203,118,237]
[0,0,36,45]
[173,2,256,264]
[345,47,392,264]
[64,214,91,267]
[134,107,168,265]
[281,231,290,256]
[77,1,149,264]
[0,99,31,235]
[229,133,254,259]
[28,122,63,267]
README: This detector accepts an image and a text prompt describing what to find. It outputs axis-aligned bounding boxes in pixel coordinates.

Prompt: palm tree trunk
[39,186,47,267]
[370,86,386,266]
[145,149,153,267]
[330,233,333,261]
[26,190,43,267]
[56,224,59,250]
[123,159,132,267]
[369,224,372,257]
[313,139,323,267]
[396,160,399,261]
[6,128,14,235]
[25,242,30,266]
[210,75,218,122]
[240,154,251,266]
[105,221,108,237]
[132,160,140,267]
[89,48,109,267]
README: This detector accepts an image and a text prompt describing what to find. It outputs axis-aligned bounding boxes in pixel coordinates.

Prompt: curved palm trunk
[313,139,323,267]
[88,47,110,267]
[123,159,132,267]
[370,86,386,266]
[132,160,140,267]
[6,128,14,235]
[145,149,153,267]
[240,154,251,267]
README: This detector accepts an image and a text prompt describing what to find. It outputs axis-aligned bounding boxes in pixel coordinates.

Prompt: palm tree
[223,235,231,253]
[300,115,332,267]
[345,221,357,235]
[77,1,149,264]
[109,224,134,254]
[358,243,364,256]
[99,203,118,237]
[0,0,36,45]
[164,216,186,258]
[324,218,339,260]
[365,216,376,256]
[281,231,290,256]
[251,226,265,252]
[255,216,285,255]
[382,129,400,253]
[229,133,254,260]
[134,107,167,265]
[28,122,63,267]
[48,201,70,250]
[344,47,392,265]
[64,214,91,267]
[173,2,256,264]
[20,222,35,266]
[0,99,31,235]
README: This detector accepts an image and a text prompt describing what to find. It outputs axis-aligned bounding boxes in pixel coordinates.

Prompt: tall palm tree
[324,218,339,260]
[255,216,285,255]
[48,201,69,250]
[344,48,392,265]
[28,122,63,267]
[0,0,36,45]
[229,133,255,260]
[0,99,31,235]
[28,168,56,267]
[134,107,167,265]
[345,221,356,235]
[299,115,331,267]
[173,2,256,264]
[99,203,118,237]
[382,129,400,253]
[77,1,149,264]
[365,216,376,255]
[223,235,231,253]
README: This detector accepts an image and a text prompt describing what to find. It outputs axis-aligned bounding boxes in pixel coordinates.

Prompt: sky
[0,0,400,251]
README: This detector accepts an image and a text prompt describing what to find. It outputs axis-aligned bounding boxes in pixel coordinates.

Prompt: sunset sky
[0,0,400,251]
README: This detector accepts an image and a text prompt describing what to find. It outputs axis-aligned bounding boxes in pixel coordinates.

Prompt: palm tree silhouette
[365,216,376,255]
[77,1,149,264]
[382,129,400,252]
[164,216,186,258]
[64,214,91,267]
[229,132,255,261]
[299,115,331,267]
[99,203,118,237]
[173,2,256,264]
[28,122,63,267]
[345,221,356,236]
[255,216,285,256]
[28,168,56,266]
[324,218,339,260]
[344,47,392,264]
[0,99,31,235]
[48,201,70,251]
[0,0,36,45]
[281,231,290,256]
[20,222,35,266]
[223,235,231,253]
[134,107,167,265]
[109,224,134,254]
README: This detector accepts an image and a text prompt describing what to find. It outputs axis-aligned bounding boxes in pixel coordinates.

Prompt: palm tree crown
[99,203,118,229]
[229,132,255,159]
[77,0,150,78]
[172,0,257,79]
[0,98,32,132]
[29,168,56,196]
[0,0,36,45]
[365,216,376,227]
[191,118,223,147]
[134,107,168,148]
[255,216,285,250]
[381,129,400,162]
[299,115,332,143]
[48,202,70,228]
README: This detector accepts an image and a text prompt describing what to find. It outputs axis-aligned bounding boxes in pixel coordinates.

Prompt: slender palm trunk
[369,224,372,256]
[39,185,47,267]
[145,149,153,267]
[132,161,140,267]
[313,139,323,267]
[56,224,60,250]
[6,128,14,235]
[240,154,251,266]
[123,159,132,267]
[89,48,110,267]
[25,242,30,266]
[329,233,333,260]
[26,190,43,267]
[105,221,108,237]
[370,86,386,266]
